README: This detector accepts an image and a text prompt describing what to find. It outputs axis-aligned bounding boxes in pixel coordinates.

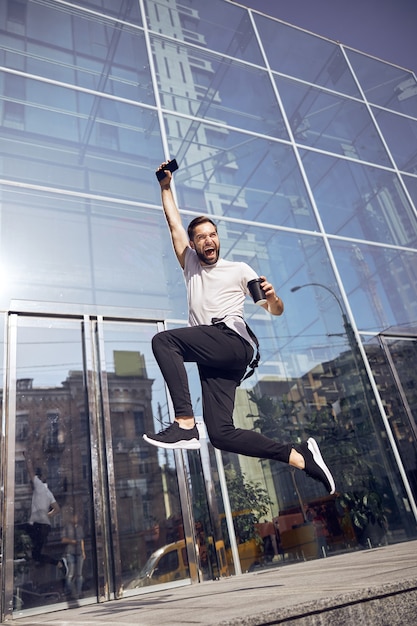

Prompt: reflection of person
[24,454,67,574]
[143,162,335,495]
[61,511,86,598]
[306,507,328,556]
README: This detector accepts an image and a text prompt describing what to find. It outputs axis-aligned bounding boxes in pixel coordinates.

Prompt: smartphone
[156,159,179,181]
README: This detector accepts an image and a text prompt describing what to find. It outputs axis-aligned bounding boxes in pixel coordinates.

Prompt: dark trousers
[152,324,292,463]
[25,522,59,566]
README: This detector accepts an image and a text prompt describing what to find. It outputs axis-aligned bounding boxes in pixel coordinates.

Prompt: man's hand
[156,162,173,187]
[24,452,36,479]
[260,276,284,316]
[48,501,60,517]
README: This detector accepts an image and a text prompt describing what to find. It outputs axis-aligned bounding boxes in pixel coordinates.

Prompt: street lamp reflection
[290,283,353,341]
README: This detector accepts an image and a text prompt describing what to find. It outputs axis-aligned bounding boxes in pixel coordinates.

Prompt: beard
[195,244,220,266]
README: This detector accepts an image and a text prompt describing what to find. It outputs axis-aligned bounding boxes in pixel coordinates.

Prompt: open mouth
[196,240,219,265]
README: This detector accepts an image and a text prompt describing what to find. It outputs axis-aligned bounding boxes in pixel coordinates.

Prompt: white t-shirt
[29,476,56,526]
[183,247,259,349]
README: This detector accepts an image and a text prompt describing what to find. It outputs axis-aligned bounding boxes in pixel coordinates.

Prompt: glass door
[7,314,97,616]
[377,333,417,501]
[2,312,225,621]
[95,318,198,593]
[365,330,417,537]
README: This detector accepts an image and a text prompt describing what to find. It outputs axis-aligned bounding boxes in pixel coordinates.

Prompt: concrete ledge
[219,579,417,625]
[12,542,417,626]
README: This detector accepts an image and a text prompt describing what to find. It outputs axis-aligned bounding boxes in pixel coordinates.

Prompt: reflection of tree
[224,468,272,547]
[247,388,392,545]
[338,489,387,547]
[225,468,272,520]
[248,387,385,493]
[247,391,302,442]
[303,404,381,493]
[193,463,272,543]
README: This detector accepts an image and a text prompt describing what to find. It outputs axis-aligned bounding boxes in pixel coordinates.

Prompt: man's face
[190,222,220,265]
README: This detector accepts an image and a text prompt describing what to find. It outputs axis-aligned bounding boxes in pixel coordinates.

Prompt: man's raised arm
[156,162,189,269]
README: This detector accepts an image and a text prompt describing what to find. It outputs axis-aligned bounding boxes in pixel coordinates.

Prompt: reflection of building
[14,373,89,523]
[12,350,181,584]
[106,352,183,570]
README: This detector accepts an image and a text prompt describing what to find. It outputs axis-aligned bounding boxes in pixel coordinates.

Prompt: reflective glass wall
[1,0,417,619]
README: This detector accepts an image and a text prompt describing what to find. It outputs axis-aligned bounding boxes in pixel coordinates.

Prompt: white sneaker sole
[143,434,201,450]
[307,437,336,494]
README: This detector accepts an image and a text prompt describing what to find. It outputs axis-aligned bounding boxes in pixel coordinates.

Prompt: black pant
[152,324,292,463]
[25,522,59,566]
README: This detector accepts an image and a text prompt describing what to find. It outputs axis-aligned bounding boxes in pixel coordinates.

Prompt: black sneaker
[143,422,200,450]
[298,438,335,495]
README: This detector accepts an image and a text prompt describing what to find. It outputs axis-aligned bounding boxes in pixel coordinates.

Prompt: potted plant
[337,490,388,547]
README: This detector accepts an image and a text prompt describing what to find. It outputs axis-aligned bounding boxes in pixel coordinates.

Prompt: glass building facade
[1,0,417,620]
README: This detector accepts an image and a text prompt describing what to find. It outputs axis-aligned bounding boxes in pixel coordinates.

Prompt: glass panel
[158,218,407,560]
[59,0,142,25]
[301,150,417,246]
[347,50,417,117]
[1,2,147,100]
[330,241,417,332]
[364,335,417,533]
[145,0,263,65]
[373,108,417,174]
[253,15,360,97]
[162,115,317,230]
[402,174,417,208]
[150,35,287,138]
[208,224,408,555]
[99,321,189,589]
[0,187,185,315]
[276,77,391,166]
[180,222,411,556]
[0,76,162,194]
[184,442,231,579]
[13,318,96,612]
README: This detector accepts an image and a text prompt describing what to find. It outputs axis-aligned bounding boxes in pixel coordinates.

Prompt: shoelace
[157,422,177,434]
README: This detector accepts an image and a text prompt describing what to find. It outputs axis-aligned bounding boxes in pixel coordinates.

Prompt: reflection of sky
[331,242,417,332]
[172,0,264,64]
[16,326,84,388]
[301,151,417,247]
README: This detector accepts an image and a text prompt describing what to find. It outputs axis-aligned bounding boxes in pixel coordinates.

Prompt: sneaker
[143,421,201,450]
[298,438,335,495]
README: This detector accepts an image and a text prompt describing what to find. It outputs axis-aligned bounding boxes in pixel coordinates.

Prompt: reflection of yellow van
[227,537,263,574]
[221,510,264,574]
[129,538,229,588]
[135,541,190,587]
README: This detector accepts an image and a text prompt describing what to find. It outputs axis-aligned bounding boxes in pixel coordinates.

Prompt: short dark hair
[187,216,217,240]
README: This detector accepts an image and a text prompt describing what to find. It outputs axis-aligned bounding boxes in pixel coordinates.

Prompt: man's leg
[30,522,48,563]
[145,325,335,493]
[199,362,292,463]
[74,555,84,597]
[201,367,335,492]
[144,324,252,449]
[31,523,67,569]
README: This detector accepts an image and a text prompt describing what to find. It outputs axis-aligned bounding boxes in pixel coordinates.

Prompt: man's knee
[152,330,170,355]
[206,423,236,451]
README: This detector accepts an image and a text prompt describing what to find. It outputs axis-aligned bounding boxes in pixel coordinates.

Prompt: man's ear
[189,239,195,250]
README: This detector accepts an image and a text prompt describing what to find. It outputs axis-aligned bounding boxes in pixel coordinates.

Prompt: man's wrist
[267,296,283,314]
